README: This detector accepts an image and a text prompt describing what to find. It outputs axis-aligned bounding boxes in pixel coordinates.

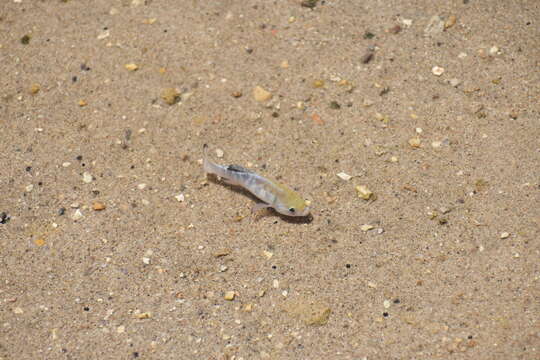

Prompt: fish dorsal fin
[226,164,254,173]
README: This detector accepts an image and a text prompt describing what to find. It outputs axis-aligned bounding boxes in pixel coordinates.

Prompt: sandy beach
[1,0,539,358]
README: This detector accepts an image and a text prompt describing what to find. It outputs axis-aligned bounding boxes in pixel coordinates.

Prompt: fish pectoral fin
[220,176,239,186]
[251,202,272,213]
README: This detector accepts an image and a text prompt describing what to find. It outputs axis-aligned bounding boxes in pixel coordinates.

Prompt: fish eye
[288,207,295,213]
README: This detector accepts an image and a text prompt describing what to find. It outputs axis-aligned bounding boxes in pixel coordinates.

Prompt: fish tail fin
[202,144,212,173]
[202,144,223,176]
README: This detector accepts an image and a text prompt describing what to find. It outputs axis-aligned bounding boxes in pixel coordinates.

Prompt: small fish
[203,144,311,217]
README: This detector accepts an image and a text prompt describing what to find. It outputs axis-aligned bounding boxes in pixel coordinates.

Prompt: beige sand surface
[1,0,539,359]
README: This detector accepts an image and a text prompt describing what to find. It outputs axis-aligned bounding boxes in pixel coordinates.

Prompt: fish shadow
[206,175,313,224]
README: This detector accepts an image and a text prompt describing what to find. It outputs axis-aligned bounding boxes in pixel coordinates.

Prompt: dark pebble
[301,0,318,8]
[330,101,341,109]
[361,51,374,64]
[0,212,10,224]
[21,35,31,45]
[363,31,375,39]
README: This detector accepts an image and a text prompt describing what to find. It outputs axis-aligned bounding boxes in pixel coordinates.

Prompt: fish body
[203,145,310,217]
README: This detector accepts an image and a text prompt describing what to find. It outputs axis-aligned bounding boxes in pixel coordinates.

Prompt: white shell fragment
[337,172,352,181]
[360,224,374,232]
[432,66,445,76]
[82,172,93,183]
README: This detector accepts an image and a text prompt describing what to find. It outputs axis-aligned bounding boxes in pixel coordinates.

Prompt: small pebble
[449,78,461,87]
[355,185,373,200]
[117,325,125,333]
[329,101,341,109]
[215,149,224,158]
[161,88,181,105]
[137,183,147,190]
[312,80,325,88]
[21,34,31,44]
[213,248,231,257]
[142,257,150,264]
[97,29,110,40]
[124,63,139,71]
[489,46,500,55]
[383,300,391,309]
[415,127,423,134]
[219,265,228,272]
[29,83,41,95]
[263,250,274,259]
[0,212,10,224]
[387,25,402,34]
[401,19,413,27]
[432,66,445,76]
[25,184,34,192]
[72,209,83,221]
[78,99,87,107]
[92,201,106,211]
[34,238,46,246]
[390,156,399,162]
[135,312,151,319]
[360,224,374,232]
[431,141,442,148]
[444,15,457,29]
[62,162,71,167]
[337,172,352,181]
[13,307,24,314]
[362,98,374,107]
[408,138,421,148]
[300,0,318,8]
[253,86,272,102]
[142,18,157,24]
[224,291,235,301]
[424,15,445,36]
[361,51,374,64]
[500,232,510,239]
[82,172,93,183]
[174,194,185,202]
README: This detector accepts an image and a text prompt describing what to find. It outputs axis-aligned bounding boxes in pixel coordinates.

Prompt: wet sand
[1,0,539,359]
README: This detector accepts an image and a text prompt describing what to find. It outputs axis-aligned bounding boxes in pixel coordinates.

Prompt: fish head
[274,196,311,217]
